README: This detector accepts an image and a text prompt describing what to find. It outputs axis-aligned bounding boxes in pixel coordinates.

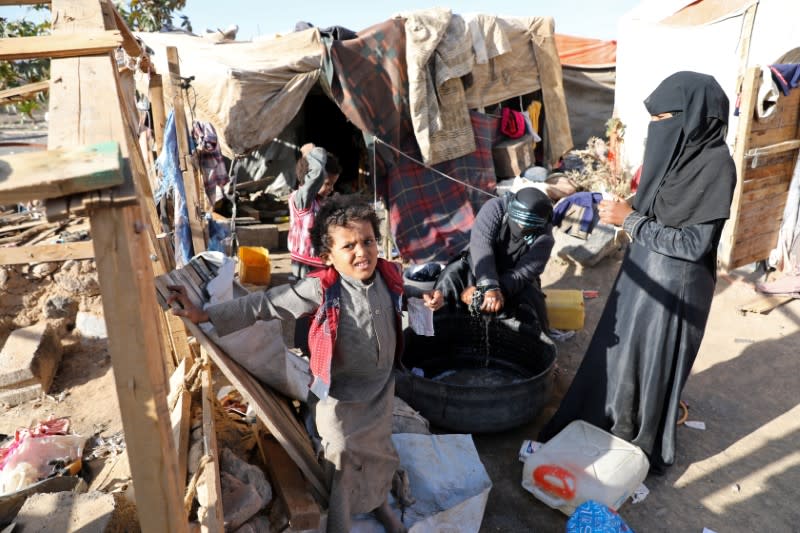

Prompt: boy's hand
[166,285,210,324]
[423,289,444,311]
[300,143,315,157]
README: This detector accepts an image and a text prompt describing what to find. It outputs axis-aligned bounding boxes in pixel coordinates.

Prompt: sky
[3,0,642,41]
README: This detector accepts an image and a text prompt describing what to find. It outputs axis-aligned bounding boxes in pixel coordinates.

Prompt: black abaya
[538,71,737,469]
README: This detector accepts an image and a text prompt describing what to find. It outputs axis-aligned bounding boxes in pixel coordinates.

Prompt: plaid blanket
[329,19,411,148]
[388,111,497,263]
[331,20,498,263]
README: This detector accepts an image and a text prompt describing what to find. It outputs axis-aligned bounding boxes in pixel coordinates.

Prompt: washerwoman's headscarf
[633,71,737,228]
[508,187,553,242]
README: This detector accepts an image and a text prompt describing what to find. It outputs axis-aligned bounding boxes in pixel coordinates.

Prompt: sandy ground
[477,248,800,532]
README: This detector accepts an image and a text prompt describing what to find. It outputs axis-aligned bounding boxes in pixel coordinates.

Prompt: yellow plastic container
[543,289,584,330]
[238,246,271,286]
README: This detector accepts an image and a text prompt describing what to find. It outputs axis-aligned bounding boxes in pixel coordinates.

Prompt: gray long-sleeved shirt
[293,147,327,210]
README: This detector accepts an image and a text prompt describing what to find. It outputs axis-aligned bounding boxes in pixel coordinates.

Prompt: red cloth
[631,165,643,193]
[306,259,404,399]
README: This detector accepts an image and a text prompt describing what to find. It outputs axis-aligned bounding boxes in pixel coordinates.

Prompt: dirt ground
[477,247,800,532]
[2,234,799,531]
[1,111,799,530]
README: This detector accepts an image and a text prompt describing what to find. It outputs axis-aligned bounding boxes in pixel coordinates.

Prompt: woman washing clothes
[538,71,737,474]
[434,187,555,335]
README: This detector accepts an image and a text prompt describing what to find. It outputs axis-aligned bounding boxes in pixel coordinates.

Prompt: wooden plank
[0,80,50,103]
[742,173,793,193]
[0,241,94,265]
[0,30,123,60]
[199,354,225,533]
[48,1,188,531]
[743,154,795,179]
[108,0,146,61]
[745,139,800,159]
[0,141,124,204]
[740,181,793,203]
[149,75,167,153]
[264,436,321,530]
[749,124,800,146]
[734,222,783,245]
[169,357,193,491]
[179,318,329,504]
[730,231,780,260]
[0,220,43,236]
[166,46,206,254]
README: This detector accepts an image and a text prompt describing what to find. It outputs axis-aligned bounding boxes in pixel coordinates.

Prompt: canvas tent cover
[139,10,573,263]
[615,0,800,171]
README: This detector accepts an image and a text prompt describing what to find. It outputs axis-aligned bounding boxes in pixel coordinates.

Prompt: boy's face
[319,173,339,197]
[321,220,378,281]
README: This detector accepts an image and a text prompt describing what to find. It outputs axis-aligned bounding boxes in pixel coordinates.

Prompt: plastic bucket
[237,246,271,285]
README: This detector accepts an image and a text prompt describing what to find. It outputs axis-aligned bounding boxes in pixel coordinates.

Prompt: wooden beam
[0,80,50,103]
[0,31,123,61]
[179,318,329,503]
[149,75,167,154]
[166,46,206,254]
[264,436,321,530]
[199,354,225,533]
[0,241,94,265]
[48,0,188,530]
[720,66,760,270]
[168,357,193,498]
[0,141,124,204]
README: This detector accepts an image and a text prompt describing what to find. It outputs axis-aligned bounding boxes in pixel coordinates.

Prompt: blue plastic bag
[566,500,633,533]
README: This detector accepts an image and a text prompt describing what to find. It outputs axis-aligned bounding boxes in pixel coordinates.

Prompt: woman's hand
[598,197,633,226]
[480,288,504,313]
[166,285,210,324]
[422,289,444,311]
[460,286,477,306]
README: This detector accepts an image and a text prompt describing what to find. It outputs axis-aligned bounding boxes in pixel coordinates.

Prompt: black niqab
[632,71,736,227]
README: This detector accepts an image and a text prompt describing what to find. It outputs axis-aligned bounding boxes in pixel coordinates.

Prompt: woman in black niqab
[538,71,737,474]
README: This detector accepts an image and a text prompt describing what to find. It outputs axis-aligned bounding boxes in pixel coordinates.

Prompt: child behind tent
[168,195,443,532]
[288,143,341,279]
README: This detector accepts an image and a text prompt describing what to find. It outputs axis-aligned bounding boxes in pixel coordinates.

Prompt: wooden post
[719,66,760,269]
[48,1,188,531]
[149,74,167,154]
[166,46,206,254]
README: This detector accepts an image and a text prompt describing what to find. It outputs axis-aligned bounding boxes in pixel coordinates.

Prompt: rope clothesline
[373,137,498,199]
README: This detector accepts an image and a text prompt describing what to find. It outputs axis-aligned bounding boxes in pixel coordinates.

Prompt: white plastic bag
[0,434,86,496]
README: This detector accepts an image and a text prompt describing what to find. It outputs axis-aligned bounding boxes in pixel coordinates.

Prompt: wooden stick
[0,31,123,61]
[264,436,321,530]
[0,80,50,103]
[0,241,94,265]
[199,354,225,533]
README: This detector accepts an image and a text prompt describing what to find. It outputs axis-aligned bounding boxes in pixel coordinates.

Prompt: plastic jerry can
[543,289,585,330]
[521,420,649,516]
[237,246,271,286]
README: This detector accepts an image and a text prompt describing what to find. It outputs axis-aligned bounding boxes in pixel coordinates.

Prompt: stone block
[0,382,43,406]
[0,322,62,391]
[76,311,108,339]
[14,491,139,532]
[235,224,279,251]
[552,223,622,267]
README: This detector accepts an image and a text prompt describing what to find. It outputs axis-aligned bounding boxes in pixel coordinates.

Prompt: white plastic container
[521,420,649,516]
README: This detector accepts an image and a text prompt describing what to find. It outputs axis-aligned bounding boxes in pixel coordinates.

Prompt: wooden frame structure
[719,65,800,270]
[1,1,324,530]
